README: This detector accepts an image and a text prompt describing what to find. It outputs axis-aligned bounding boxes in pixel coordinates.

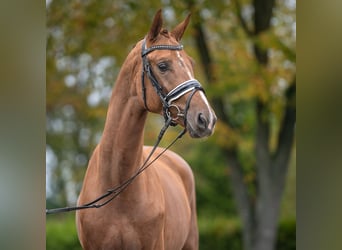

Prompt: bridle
[141,38,204,126]
[46,38,205,214]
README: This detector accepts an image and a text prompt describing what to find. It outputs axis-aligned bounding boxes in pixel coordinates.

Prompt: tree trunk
[225,149,255,250]
[188,1,295,249]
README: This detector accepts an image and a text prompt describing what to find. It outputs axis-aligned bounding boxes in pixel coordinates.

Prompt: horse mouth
[186,121,215,138]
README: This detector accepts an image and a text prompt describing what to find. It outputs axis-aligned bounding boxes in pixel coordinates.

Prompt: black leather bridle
[46,38,206,214]
[141,38,204,126]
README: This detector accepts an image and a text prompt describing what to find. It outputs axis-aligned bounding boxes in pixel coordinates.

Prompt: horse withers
[76,9,216,250]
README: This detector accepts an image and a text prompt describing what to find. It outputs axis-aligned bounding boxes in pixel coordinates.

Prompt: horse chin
[186,123,213,139]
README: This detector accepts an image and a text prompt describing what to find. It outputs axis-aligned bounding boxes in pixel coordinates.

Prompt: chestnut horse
[76,10,216,250]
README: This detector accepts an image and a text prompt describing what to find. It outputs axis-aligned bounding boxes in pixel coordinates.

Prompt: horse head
[138,10,217,138]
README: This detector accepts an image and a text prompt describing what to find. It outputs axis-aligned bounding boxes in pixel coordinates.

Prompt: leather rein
[46,38,204,214]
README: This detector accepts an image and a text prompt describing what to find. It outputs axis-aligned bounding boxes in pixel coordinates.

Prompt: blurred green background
[46,0,295,249]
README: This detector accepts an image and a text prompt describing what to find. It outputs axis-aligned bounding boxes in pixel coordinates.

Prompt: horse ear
[171,13,191,41]
[147,9,163,41]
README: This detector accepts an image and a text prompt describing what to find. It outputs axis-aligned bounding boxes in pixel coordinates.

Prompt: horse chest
[80,199,165,249]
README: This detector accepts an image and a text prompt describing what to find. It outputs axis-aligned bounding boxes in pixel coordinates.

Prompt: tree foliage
[46,0,295,249]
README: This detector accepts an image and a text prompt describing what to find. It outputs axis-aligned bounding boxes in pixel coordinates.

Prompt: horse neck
[98,48,147,187]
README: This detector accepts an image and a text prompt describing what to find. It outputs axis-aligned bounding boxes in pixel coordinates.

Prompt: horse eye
[157,62,169,73]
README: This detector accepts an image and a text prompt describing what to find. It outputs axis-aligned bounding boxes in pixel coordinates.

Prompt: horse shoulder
[143,146,195,201]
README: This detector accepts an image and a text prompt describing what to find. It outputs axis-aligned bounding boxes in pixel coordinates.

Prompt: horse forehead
[150,49,190,63]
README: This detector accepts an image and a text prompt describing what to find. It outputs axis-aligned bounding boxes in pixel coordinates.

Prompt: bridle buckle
[166,104,184,122]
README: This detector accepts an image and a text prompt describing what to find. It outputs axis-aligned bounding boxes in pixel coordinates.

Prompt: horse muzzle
[186,105,217,138]
[165,83,217,138]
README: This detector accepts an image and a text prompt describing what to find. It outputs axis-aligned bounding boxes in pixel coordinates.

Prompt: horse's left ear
[171,13,191,41]
[147,9,163,41]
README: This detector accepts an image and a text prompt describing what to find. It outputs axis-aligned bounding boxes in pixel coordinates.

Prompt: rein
[46,38,204,215]
[46,118,186,214]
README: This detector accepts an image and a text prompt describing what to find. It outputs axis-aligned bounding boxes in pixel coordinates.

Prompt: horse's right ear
[171,13,191,41]
[147,9,163,41]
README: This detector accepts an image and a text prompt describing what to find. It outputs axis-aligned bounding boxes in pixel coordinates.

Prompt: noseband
[141,38,204,126]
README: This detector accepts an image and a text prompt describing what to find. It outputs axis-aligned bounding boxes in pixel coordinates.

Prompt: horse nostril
[197,113,208,130]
